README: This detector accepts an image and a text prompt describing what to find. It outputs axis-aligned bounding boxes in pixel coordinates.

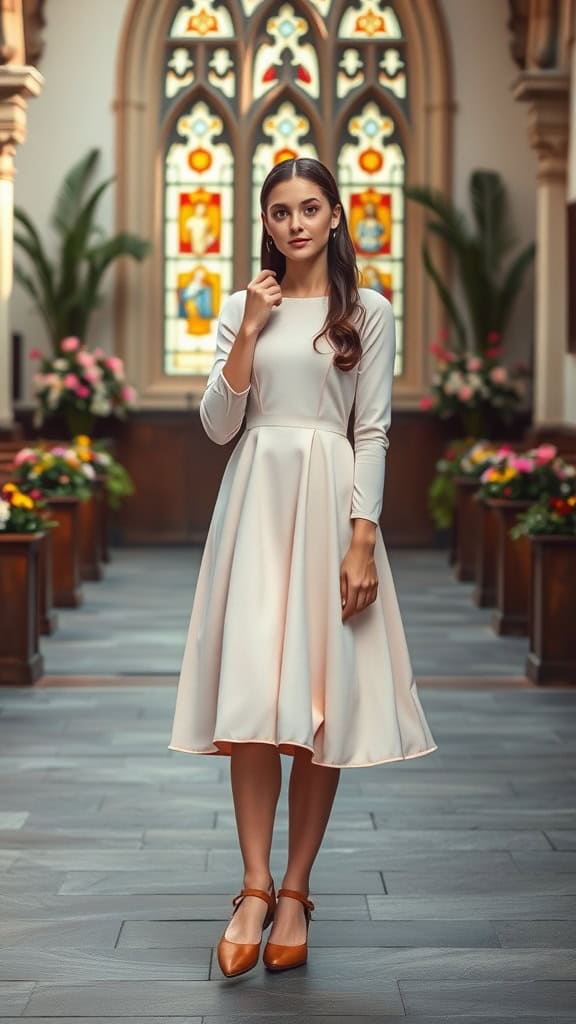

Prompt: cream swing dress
[168,287,438,768]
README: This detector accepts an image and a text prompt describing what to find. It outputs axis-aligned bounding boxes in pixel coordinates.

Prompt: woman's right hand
[241,270,283,336]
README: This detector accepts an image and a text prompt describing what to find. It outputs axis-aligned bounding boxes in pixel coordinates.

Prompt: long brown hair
[259,158,365,372]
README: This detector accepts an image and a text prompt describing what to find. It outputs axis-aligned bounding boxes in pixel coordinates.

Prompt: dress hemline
[167,737,439,769]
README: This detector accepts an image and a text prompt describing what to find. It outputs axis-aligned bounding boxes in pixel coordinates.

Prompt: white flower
[0,499,11,529]
[444,371,464,395]
[467,373,484,392]
[82,463,96,480]
[53,358,68,371]
[90,396,111,415]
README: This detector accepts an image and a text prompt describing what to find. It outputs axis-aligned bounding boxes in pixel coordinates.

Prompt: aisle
[37,546,529,680]
[0,682,575,1019]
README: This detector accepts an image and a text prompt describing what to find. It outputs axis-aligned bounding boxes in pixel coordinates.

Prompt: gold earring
[266,235,273,252]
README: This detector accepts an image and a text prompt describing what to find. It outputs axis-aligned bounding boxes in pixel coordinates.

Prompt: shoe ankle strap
[232,885,276,913]
[277,887,315,913]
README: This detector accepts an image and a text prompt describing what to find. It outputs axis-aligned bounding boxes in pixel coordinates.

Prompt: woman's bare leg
[224,742,282,942]
[268,747,340,944]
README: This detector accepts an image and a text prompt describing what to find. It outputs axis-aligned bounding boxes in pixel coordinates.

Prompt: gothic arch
[114,0,453,407]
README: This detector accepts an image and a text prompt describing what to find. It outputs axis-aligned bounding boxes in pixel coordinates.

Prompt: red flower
[503,486,512,497]
[551,498,571,516]
[487,331,501,343]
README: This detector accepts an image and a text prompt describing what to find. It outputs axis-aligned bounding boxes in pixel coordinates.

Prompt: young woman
[168,157,438,977]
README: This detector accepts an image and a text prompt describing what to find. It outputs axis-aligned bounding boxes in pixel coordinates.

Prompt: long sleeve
[199,291,251,445]
[350,292,396,525]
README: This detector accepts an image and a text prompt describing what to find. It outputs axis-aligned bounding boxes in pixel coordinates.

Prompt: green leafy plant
[404,170,535,355]
[14,148,151,355]
[511,496,576,538]
[73,435,135,511]
[427,437,475,529]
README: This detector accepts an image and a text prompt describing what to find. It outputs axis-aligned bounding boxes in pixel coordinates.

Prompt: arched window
[116,0,452,405]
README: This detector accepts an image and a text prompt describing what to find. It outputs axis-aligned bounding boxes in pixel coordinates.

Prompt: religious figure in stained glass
[359,264,393,301]
[177,267,220,335]
[350,192,391,255]
[180,191,221,255]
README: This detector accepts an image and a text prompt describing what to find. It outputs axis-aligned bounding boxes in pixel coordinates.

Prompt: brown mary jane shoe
[217,881,276,978]
[262,887,315,971]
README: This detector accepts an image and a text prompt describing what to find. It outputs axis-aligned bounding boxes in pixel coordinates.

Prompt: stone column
[0,1,43,437]
[513,71,570,426]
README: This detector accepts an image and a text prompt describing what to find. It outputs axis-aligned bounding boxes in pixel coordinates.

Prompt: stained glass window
[162,0,409,377]
[338,100,405,374]
[164,101,234,375]
[253,5,320,101]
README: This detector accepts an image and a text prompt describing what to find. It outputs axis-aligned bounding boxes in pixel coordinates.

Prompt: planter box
[453,477,481,582]
[527,534,576,685]
[44,496,84,608]
[474,498,498,608]
[0,532,44,685]
[487,498,532,636]
[98,475,111,564]
[79,483,105,582]
[38,530,58,635]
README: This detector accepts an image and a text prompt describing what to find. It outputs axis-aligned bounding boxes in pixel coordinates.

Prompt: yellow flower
[568,496,576,508]
[3,482,17,494]
[75,435,92,446]
[471,447,497,464]
[12,493,34,509]
[488,466,517,484]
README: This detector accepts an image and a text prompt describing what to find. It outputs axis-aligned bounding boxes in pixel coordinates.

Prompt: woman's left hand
[340,542,378,622]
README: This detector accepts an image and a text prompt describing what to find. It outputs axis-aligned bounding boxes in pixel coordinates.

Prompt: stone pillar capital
[0,63,43,180]
[512,70,570,181]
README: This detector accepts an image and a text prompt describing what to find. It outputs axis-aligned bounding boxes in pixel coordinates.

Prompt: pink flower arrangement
[419,331,530,430]
[29,337,137,430]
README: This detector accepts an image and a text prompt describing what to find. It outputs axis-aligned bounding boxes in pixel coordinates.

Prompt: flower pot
[0,532,45,685]
[44,495,85,607]
[79,484,105,581]
[487,498,533,635]
[38,529,58,635]
[453,477,481,582]
[526,534,576,685]
[473,498,498,608]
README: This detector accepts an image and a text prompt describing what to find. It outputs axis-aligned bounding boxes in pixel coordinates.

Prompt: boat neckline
[280,294,329,300]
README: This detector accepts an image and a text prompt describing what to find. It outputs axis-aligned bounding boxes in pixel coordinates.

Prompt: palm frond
[422,240,467,351]
[403,185,471,246]
[469,170,516,271]
[494,242,536,332]
[51,148,101,236]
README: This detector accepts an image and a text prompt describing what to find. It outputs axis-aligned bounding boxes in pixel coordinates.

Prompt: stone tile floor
[0,546,575,1021]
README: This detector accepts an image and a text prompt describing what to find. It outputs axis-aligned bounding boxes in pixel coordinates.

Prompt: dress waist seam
[245,413,348,438]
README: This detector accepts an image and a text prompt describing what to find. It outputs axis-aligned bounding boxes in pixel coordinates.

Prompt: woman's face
[262,175,341,261]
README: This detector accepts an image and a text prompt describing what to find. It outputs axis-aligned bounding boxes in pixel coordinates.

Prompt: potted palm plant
[14,147,150,354]
[404,169,535,358]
